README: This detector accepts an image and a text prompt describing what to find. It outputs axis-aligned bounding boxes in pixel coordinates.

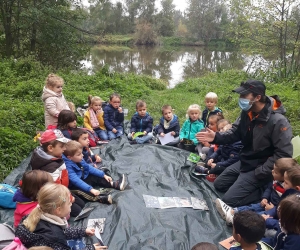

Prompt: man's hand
[260,198,268,207]
[104,175,112,182]
[90,188,100,196]
[196,128,216,143]
[265,202,274,211]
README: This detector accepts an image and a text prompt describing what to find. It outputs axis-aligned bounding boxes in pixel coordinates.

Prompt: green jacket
[179,119,204,145]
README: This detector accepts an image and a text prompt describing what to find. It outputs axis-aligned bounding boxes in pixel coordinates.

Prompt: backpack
[2,237,27,250]
[84,129,100,147]
[0,184,17,209]
[0,224,16,250]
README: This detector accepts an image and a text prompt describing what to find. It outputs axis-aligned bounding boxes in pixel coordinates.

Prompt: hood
[30,147,61,170]
[13,189,32,202]
[42,86,62,101]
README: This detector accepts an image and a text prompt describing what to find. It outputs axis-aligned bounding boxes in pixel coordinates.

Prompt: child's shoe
[195,165,209,175]
[97,194,112,204]
[206,174,217,182]
[215,198,233,226]
[112,174,127,191]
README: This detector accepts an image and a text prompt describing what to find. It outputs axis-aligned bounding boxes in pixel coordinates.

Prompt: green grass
[1,58,300,181]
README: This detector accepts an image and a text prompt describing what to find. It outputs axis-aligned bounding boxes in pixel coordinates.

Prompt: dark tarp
[1,136,231,249]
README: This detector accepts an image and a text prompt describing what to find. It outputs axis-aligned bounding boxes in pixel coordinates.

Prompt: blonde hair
[67,101,75,112]
[23,183,70,232]
[64,140,83,157]
[88,95,103,108]
[45,73,63,88]
[205,92,218,103]
[186,104,201,119]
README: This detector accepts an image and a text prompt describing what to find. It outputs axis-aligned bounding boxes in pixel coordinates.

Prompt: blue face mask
[238,98,252,111]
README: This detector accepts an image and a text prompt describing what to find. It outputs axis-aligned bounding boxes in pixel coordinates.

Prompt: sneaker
[195,165,208,175]
[97,194,112,204]
[206,174,218,182]
[129,140,137,145]
[112,174,127,191]
[215,198,233,226]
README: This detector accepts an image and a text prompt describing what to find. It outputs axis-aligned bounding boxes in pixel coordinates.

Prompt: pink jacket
[42,86,70,128]
[14,201,38,227]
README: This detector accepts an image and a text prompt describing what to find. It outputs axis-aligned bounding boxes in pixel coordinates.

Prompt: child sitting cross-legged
[63,140,126,203]
[215,158,297,226]
[57,110,78,139]
[230,211,272,250]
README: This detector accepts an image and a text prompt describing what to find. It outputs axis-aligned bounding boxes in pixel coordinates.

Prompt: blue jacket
[261,181,284,207]
[82,147,96,164]
[62,155,104,193]
[154,115,180,137]
[201,107,222,127]
[179,119,204,145]
[130,112,153,133]
[272,230,300,250]
[103,104,124,131]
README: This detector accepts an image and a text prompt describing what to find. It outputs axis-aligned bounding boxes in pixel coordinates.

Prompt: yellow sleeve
[84,111,93,130]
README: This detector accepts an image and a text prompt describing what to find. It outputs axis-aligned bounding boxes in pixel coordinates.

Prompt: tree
[156,0,175,37]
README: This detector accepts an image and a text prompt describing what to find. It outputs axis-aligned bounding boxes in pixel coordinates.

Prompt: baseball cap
[233,80,266,96]
[40,129,71,144]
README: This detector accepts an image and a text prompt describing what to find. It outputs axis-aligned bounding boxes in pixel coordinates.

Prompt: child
[191,242,218,250]
[269,193,300,250]
[128,100,153,144]
[195,123,242,176]
[154,105,180,146]
[217,119,230,132]
[71,128,102,167]
[201,92,222,127]
[13,170,53,228]
[103,93,124,140]
[84,95,109,141]
[30,129,85,217]
[15,183,107,249]
[57,110,77,139]
[42,73,70,129]
[229,211,272,250]
[178,104,204,152]
[215,158,297,226]
[63,141,126,202]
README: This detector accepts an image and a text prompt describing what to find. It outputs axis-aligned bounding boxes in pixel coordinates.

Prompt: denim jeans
[94,128,109,140]
[108,125,123,140]
[128,132,153,144]
[234,202,264,213]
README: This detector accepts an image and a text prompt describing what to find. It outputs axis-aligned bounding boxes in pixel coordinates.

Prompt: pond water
[81,45,273,88]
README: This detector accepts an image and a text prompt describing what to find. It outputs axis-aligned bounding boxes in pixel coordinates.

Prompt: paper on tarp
[2,136,230,249]
[292,135,300,159]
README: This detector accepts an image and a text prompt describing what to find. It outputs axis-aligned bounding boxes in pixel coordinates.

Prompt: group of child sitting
[9,73,299,249]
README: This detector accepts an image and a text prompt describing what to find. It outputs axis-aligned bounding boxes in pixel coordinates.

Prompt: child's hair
[186,104,201,119]
[217,119,230,127]
[88,95,103,108]
[285,165,300,187]
[223,124,232,132]
[45,73,63,88]
[275,158,297,176]
[278,193,300,234]
[71,128,88,141]
[161,105,172,114]
[57,110,77,130]
[67,101,75,112]
[208,113,224,123]
[64,140,83,157]
[233,211,265,244]
[191,242,218,250]
[41,140,60,152]
[23,183,70,232]
[21,170,53,200]
[205,92,218,103]
[109,93,121,101]
[136,100,146,109]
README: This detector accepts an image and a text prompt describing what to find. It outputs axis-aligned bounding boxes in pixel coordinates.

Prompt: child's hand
[118,107,123,113]
[131,132,135,137]
[160,133,165,137]
[86,228,95,236]
[260,198,268,207]
[94,243,108,249]
[261,214,271,221]
[112,128,117,133]
[202,141,210,147]
[104,175,112,182]
[207,159,214,166]
[143,131,147,135]
[171,131,175,136]
[71,195,75,203]
[90,189,100,196]
[265,202,274,211]
[95,155,102,162]
[211,163,216,168]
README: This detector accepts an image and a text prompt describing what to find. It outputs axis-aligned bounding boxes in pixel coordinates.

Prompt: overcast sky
[82,0,188,12]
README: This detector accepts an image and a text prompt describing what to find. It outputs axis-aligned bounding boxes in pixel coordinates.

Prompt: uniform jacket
[62,155,104,193]
[213,95,293,178]
[272,229,300,250]
[13,189,38,227]
[180,119,204,145]
[230,241,272,250]
[261,181,284,206]
[82,147,96,164]
[84,108,106,131]
[15,217,93,250]
[201,107,222,127]
[154,115,180,137]
[103,104,124,131]
[42,86,70,128]
[130,112,153,133]
[30,147,69,187]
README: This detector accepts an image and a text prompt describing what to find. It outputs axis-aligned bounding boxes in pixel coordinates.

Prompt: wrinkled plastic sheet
[1,137,230,249]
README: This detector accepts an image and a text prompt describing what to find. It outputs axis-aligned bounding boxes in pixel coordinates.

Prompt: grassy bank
[1,58,300,181]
